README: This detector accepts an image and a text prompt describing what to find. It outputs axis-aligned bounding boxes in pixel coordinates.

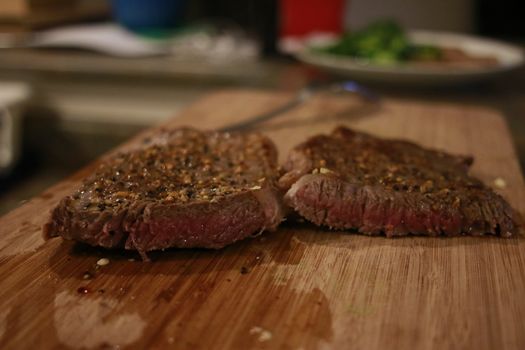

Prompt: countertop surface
[0,48,523,158]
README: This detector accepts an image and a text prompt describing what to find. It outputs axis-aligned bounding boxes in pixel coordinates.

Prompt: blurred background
[0,0,524,214]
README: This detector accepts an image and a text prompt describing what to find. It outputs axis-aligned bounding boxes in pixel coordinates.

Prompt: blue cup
[112,0,187,31]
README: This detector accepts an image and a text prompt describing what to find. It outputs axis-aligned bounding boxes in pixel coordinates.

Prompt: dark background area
[184,0,525,55]
[477,0,524,39]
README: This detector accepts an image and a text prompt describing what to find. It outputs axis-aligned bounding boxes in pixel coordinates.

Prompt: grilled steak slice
[279,126,517,237]
[45,127,283,259]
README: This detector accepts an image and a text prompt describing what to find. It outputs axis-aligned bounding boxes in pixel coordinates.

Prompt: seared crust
[45,127,284,258]
[280,126,517,237]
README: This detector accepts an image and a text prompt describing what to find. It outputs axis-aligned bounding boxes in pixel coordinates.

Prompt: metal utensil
[221,81,379,132]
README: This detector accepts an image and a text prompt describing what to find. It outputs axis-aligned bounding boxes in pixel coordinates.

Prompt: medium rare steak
[45,127,283,259]
[279,126,517,237]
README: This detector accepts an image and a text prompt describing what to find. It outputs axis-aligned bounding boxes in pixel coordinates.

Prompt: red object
[279,0,345,38]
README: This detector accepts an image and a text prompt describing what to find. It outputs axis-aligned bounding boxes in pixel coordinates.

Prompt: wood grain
[0,90,524,350]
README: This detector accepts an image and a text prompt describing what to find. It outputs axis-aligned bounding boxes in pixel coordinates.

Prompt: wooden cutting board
[0,90,524,350]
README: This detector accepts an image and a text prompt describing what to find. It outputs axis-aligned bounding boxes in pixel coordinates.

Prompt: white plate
[296,31,524,86]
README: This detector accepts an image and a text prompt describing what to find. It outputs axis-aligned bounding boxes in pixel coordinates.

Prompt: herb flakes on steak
[44,127,284,260]
[279,126,517,237]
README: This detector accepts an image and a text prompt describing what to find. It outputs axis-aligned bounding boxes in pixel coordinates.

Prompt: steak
[279,126,517,237]
[44,127,284,259]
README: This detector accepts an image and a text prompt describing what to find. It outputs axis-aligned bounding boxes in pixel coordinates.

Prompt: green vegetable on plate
[317,20,442,64]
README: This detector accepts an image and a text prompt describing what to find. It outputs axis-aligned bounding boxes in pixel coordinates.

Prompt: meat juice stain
[77,287,89,294]
[157,287,177,303]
